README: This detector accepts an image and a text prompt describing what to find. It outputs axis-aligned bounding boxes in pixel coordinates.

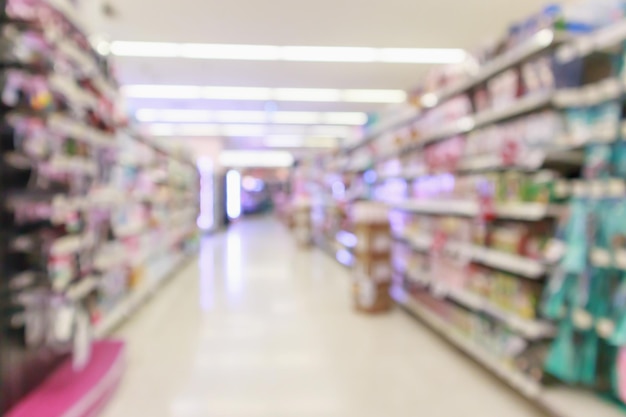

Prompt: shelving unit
[0,0,199,413]
[392,286,625,417]
[303,6,626,416]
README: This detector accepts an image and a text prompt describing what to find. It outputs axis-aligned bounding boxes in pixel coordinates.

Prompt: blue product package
[585,144,613,179]
[612,142,626,178]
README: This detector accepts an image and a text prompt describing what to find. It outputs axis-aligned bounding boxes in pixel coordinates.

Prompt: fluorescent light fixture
[123,85,202,99]
[134,109,367,126]
[181,44,281,60]
[308,125,353,137]
[111,41,180,57]
[273,88,341,102]
[215,111,267,124]
[111,41,467,64]
[263,136,304,148]
[220,150,294,168]
[202,87,272,100]
[270,112,319,124]
[146,123,353,138]
[220,124,267,137]
[123,85,406,104]
[342,89,407,103]
[176,124,221,136]
[380,48,466,63]
[226,170,241,219]
[282,46,376,62]
[262,136,337,148]
[323,112,368,125]
[136,109,213,122]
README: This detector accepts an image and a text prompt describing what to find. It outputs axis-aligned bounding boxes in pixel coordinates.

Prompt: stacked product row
[0,0,199,413]
[311,1,626,415]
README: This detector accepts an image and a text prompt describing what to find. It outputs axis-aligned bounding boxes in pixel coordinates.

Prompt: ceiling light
[342,89,407,103]
[180,44,281,60]
[263,136,304,147]
[380,48,466,64]
[201,87,272,100]
[220,125,267,137]
[273,88,341,102]
[322,112,368,125]
[123,85,407,104]
[136,109,213,122]
[269,112,319,124]
[145,123,352,138]
[111,41,180,57]
[134,109,368,125]
[308,125,353,137]
[281,46,376,62]
[262,136,338,148]
[214,111,267,123]
[123,85,202,99]
[111,41,467,64]
[176,124,221,136]
[220,151,294,168]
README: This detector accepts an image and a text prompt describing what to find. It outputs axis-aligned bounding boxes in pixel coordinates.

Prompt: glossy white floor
[100,216,544,417]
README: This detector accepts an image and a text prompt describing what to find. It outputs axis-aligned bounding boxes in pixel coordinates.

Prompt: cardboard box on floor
[350,202,393,314]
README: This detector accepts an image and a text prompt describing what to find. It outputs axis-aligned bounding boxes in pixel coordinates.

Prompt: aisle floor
[101,217,544,417]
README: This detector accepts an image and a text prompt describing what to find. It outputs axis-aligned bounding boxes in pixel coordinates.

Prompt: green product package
[545,318,580,383]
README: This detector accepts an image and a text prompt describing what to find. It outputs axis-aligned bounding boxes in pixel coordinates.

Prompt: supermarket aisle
[101,216,543,417]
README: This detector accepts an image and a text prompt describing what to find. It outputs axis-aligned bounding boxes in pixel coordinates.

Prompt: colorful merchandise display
[0,0,199,413]
[302,1,626,416]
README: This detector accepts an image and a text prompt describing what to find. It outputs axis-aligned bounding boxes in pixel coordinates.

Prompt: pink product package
[7,340,126,417]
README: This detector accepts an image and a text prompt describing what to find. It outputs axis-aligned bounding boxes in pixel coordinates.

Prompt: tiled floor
[101,216,544,417]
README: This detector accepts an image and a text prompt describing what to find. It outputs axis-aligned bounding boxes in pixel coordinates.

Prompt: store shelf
[384,92,556,162]
[49,74,100,109]
[44,0,88,33]
[50,232,95,256]
[392,199,478,216]
[391,286,543,397]
[473,92,554,127]
[553,77,624,108]
[557,20,626,63]
[591,247,626,270]
[47,114,115,148]
[399,231,547,279]
[94,254,193,338]
[66,276,99,301]
[343,107,421,153]
[449,287,554,338]
[47,155,98,175]
[402,267,553,338]
[421,29,565,107]
[391,199,562,221]
[392,286,626,417]
[464,244,546,278]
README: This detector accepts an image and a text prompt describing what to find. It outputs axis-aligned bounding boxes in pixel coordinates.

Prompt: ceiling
[80,0,576,154]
